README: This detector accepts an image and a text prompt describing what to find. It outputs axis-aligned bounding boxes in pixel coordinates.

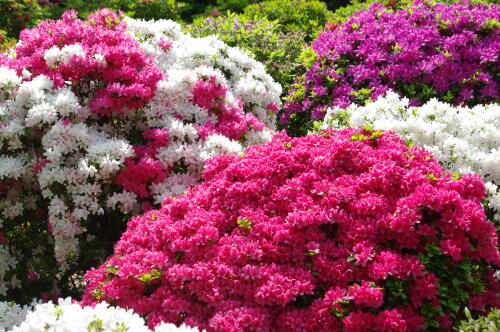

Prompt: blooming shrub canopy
[0,9,281,302]
[83,129,500,331]
[283,1,500,135]
[319,91,500,227]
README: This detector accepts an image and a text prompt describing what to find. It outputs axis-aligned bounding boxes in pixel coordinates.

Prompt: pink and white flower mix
[0,3,499,331]
[0,9,280,301]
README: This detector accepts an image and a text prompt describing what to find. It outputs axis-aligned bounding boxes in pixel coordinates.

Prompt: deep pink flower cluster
[283,1,500,125]
[15,9,163,116]
[116,129,170,199]
[193,76,265,141]
[82,128,500,331]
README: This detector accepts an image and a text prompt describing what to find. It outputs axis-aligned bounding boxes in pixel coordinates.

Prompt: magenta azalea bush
[282,1,500,135]
[82,128,500,331]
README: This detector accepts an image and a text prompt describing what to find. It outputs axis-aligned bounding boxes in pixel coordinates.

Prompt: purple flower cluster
[283,1,500,124]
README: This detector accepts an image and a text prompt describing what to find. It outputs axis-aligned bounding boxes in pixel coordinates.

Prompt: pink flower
[158,38,173,51]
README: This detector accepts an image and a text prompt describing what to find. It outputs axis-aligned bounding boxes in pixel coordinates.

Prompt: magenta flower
[283,1,500,129]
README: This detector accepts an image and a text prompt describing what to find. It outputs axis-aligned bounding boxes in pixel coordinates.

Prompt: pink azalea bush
[0,9,280,302]
[16,9,163,116]
[282,1,500,135]
[82,128,500,331]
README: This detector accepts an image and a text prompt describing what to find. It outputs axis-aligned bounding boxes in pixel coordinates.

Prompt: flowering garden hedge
[0,0,499,331]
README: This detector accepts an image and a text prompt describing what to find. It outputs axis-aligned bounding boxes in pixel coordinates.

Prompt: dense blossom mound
[16,9,163,116]
[320,91,500,226]
[0,9,280,302]
[83,129,500,331]
[282,1,500,133]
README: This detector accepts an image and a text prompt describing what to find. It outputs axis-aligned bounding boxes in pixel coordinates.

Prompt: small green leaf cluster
[457,308,500,332]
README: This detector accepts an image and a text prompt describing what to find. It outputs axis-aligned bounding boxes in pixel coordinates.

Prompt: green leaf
[106,266,119,275]
[237,217,253,229]
[87,318,104,332]
[137,269,162,283]
[350,133,367,141]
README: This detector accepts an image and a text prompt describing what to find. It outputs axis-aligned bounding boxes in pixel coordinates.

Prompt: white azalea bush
[0,9,281,303]
[319,91,500,226]
[0,298,202,332]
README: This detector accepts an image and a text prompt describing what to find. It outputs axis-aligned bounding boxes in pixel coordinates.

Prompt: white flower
[4,298,204,332]
[200,134,243,161]
[0,245,17,287]
[44,44,85,67]
[0,67,21,100]
[43,46,61,67]
[93,53,106,67]
[0,300,40,332]
[106,191,138,212]
[1,202,23,220]
[150,173,198,205]
[0,157,27,180]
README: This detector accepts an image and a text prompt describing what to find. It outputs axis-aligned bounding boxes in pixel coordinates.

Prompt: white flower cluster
[320,91,500,222]
[0,298,202,332]
[125,17,282,130]
[0,16,281,299]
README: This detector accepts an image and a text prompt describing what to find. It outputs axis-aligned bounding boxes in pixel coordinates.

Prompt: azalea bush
[328,0,494,25]
[0,298,202,331]
[0,9,280,303]
[319,91,500,228]
[188,13,308,97]
[83,128,499,331]
[283,1,500,136]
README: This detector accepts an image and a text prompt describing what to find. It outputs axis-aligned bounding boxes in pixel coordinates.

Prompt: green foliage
[416,242,492,327]
[0,0,45,39]
[214,0,260,13]
[242,0,334,41]
[457,309,500,332]
[0,29,16,53]
[188,12,308,96]
[44,0,186,21]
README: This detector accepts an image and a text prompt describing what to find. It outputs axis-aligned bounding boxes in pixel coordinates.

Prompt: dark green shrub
[0,0,44,39]
[242,0,334,40]
[214,0,260,12]
[0,29,16,53]
[188,12,309,96]
[44,0,186,21]
[457,308,500,332]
